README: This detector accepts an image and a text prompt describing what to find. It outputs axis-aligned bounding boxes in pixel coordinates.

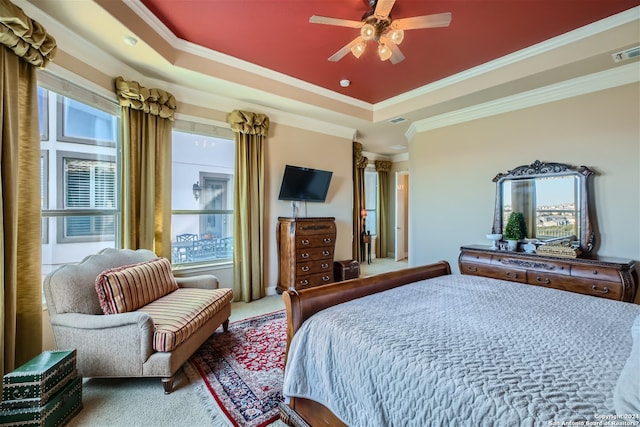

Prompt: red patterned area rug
[187,310,286,427]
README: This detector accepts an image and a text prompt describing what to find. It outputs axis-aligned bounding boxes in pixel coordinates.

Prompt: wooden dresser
[459,245,637,302]
[277,217,336,293]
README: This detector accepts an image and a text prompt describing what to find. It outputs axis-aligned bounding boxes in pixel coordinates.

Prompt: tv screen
[278,165,333,202]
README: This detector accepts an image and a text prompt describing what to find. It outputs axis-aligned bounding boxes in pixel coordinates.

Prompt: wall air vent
[389,116,408,124]
[612,46,640,63]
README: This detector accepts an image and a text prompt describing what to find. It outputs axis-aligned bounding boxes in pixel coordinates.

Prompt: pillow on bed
[614,313,640,415]
[95,257,178,314]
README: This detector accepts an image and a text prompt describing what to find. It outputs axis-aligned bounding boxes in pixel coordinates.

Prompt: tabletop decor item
[486,233,502,250]
[504,212,527,251]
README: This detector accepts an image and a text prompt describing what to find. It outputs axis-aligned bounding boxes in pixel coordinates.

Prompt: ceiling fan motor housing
[362,15,391,40]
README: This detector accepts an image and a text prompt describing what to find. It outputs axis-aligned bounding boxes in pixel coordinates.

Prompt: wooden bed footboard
[280,261,451,427]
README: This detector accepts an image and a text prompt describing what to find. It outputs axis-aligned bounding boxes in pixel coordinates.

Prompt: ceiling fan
[310,0,451,64]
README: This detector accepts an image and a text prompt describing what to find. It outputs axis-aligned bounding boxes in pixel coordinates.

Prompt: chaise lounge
[43,248,233,393]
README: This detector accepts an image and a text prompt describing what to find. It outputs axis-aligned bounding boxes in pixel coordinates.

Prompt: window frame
[41,150,49,244]
[38,87,49,141]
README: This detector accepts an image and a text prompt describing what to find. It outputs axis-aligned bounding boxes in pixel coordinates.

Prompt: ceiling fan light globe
[351,41,366,58]
[388,28,404,45]
[361,23,375,41]
[378,43,392,61]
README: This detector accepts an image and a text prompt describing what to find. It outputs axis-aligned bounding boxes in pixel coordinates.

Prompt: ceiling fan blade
[309,15,363,28]
[328,37,363,62]
[374,0,396,18]
[387,42,405,64]
[393,12,452,30]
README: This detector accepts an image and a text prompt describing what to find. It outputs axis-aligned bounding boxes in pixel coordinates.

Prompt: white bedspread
[283,274,640,427]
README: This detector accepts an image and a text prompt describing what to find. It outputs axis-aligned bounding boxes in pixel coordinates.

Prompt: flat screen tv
[278,165,333,203]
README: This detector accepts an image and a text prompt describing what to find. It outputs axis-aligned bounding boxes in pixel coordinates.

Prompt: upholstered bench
[44,248,233,393]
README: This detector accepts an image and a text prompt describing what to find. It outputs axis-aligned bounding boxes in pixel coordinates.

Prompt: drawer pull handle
[467,266,478,272]
[301,266,310,272]
[322,250,330,256]
[321,263,329,269]
[300,279,309,286]
[536,276,550,284]
[322,276,330,282]
[323,238,332,243]
[591,270,598,275]
[505,271,518,279]
[301,253,310,259]
[591,285,609,294]
[301,239,310,245]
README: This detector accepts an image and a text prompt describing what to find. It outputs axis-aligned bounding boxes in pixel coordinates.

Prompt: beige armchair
[43,248,233,393]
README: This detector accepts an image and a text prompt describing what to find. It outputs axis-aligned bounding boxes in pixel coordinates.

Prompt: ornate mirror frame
[492,160,596,255]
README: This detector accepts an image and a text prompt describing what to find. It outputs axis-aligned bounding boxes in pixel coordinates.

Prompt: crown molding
[407,62,640,137]
[404,125,417,145]
[376,7,640,111]
[126,0,372,111]
[19,0,356,142]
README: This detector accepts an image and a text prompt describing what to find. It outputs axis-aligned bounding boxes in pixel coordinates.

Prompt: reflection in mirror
[502,176,580,241]
[493,160,595,255]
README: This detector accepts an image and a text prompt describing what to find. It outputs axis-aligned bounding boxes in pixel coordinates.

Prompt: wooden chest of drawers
[277,217,336,292]
[459,245,637,302]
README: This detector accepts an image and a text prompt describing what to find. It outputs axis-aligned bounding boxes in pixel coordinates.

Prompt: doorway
[395,171,409,261]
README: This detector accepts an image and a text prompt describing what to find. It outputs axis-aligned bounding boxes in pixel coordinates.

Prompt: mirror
[492,160,595,254]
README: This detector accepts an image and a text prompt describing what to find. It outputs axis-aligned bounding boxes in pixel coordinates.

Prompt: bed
[280,261,640,427]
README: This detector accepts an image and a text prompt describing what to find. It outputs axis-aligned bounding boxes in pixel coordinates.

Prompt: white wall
[408,83,640,272]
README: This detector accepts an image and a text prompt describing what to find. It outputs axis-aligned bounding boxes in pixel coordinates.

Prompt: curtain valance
[375,160,392,172]
[115,76,177,120]
[0,0,56,67]
[354,142,368,169]
[227,110,269,136]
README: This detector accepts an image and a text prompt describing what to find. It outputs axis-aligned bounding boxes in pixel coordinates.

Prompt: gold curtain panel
[0,0,57,67]
[227,110,270,136]
[115,76,177,120]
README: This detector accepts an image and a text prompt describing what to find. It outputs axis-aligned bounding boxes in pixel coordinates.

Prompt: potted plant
[504,212,527,251]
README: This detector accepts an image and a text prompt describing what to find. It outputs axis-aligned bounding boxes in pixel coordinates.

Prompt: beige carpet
[66,258,404,426]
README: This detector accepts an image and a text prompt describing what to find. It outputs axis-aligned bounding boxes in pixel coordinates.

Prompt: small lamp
[361,208,367,231]
[378,43,392,61]
[361,23,375,41]
[192,181,201,201]
[388,28,404,45]
[351,41,367,58]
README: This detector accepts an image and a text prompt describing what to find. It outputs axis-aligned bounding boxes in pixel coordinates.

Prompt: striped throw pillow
[95,257,179,314]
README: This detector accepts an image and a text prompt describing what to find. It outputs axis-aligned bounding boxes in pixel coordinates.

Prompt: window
[171,126,235,266]
[58,152,116,241]
[364,168,378,235]
[39,75,120,277]
[57,97,117,146]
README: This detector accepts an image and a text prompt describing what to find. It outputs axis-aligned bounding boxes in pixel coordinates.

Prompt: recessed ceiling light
[339,79,350,87]
[123,35,138,46]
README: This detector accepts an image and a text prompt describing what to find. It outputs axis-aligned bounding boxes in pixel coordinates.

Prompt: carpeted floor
[66,297,286,427]
[65,258,405,426]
